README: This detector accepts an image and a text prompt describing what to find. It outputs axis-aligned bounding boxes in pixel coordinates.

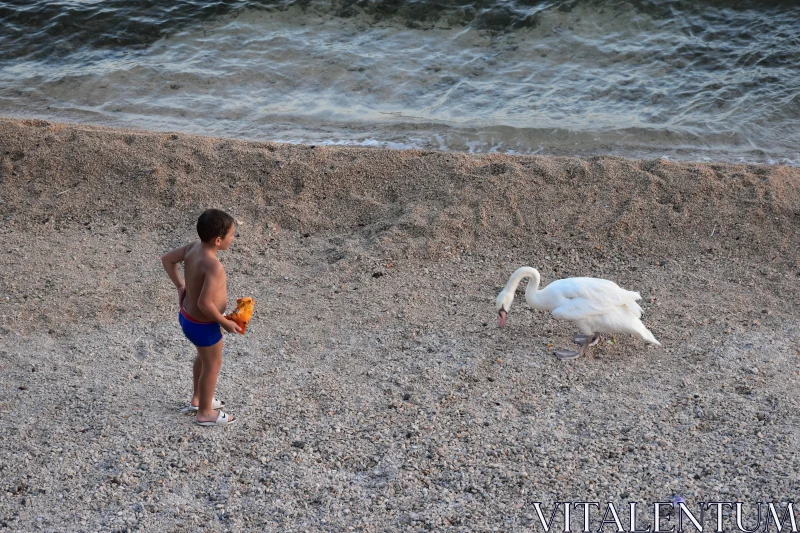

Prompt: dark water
[1,0,799,164]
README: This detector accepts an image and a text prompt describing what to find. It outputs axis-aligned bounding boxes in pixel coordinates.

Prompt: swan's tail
[638,325,661,346]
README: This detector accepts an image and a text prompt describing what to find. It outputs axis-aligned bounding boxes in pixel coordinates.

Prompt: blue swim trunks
[179,307,223,347]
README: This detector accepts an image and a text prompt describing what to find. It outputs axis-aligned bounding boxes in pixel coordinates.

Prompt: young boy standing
[162,209,242,426]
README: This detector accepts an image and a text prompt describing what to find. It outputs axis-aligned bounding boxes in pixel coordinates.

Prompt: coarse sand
[1,118,799,532]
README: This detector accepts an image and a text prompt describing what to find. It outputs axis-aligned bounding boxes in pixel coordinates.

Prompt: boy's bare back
[182,241,228,322]
[162,218,239,333]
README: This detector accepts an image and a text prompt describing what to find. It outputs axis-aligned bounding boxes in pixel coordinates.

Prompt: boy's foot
[196,411,236,426]
[183,398,225,412]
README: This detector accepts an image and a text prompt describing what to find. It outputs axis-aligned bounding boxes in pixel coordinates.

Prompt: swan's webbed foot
[556,334,600,361]
[555,348,581,360]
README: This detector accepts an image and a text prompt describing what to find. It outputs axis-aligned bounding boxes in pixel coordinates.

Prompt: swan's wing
[551,298,619,321]
[625,300,643,319]
[553,278,641,308]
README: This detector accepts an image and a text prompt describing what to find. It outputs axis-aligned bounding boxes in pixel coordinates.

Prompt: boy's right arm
[198,263,242,334]
[161,245,188,307]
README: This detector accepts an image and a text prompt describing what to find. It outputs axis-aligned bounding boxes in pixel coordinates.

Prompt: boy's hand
[178,285,186,308]
[221,318,242,334]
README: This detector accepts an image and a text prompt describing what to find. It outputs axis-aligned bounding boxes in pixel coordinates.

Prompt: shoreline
[1,118,798,532]
[0,112,795,168]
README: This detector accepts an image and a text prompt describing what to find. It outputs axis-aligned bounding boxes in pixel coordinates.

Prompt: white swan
[495,266,661,360]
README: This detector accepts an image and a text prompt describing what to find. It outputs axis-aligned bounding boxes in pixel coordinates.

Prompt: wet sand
[0,118,799,532]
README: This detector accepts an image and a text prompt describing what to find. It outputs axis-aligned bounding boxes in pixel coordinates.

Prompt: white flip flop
[182,398,225,413]
[195,411,236,426]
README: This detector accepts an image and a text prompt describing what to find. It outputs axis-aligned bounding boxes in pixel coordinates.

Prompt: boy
[161,209,242,426]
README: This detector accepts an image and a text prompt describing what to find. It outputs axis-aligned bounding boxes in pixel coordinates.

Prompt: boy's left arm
[161,245,188,307]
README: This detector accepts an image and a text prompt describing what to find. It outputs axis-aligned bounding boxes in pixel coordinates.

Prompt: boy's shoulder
[185,242,223,271]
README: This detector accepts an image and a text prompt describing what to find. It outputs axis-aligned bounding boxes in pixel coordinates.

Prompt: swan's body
[496,266,660,359]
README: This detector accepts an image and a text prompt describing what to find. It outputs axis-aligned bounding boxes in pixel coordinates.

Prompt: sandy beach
[1,118,799,532]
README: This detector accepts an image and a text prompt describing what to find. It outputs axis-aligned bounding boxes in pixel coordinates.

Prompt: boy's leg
[195,339,226,423]
[191,355,202,407]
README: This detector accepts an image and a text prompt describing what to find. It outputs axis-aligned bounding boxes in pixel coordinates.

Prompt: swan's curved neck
[504,267,540,307]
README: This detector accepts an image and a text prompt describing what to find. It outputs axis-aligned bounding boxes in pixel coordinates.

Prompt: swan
[495,266,661,360]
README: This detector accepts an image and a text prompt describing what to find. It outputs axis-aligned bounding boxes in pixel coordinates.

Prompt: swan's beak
[498,310,507,329]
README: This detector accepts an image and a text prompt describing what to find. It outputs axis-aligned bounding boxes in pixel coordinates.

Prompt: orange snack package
[225,297,255,334]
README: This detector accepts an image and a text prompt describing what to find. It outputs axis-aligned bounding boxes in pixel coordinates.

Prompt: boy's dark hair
[197,209,235,243]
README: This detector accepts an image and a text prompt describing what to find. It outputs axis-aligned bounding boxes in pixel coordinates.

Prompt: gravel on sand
[1,118,799,532]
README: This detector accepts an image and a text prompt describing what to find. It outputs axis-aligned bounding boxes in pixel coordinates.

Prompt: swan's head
[495,288,514,329]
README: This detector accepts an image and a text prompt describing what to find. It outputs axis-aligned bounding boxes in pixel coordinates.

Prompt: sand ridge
[0,118,799,532]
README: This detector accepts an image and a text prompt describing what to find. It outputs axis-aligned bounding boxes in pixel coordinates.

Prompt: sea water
[1,0,798,164]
